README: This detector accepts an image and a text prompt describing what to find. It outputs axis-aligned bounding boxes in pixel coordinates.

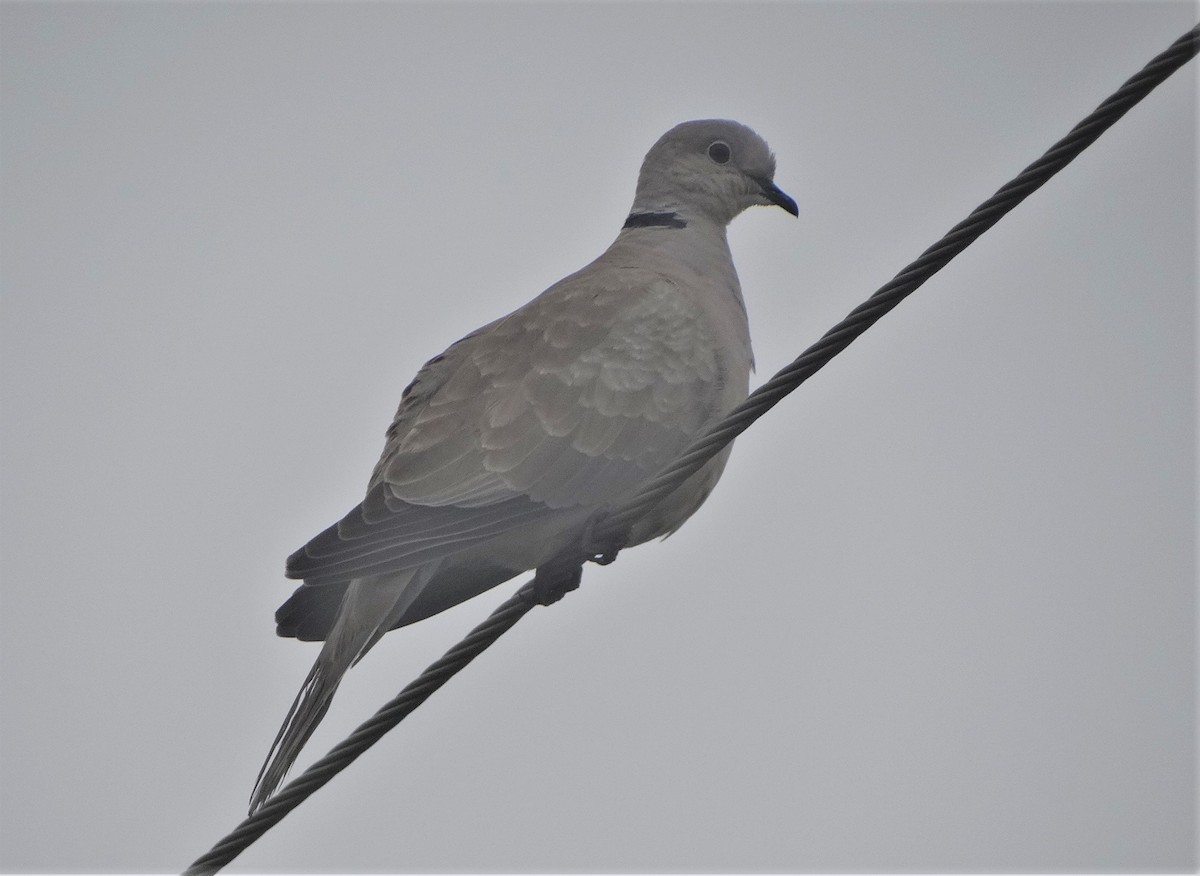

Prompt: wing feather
[289,266,733,584]
[287,491,557,583]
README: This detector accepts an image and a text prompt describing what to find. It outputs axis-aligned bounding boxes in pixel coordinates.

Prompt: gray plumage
[251,119,797,813]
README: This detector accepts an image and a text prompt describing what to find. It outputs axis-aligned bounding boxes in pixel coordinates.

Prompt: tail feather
[249,566,435,813]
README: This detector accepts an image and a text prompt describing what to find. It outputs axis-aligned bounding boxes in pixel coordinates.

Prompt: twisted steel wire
[183,24,1198,876]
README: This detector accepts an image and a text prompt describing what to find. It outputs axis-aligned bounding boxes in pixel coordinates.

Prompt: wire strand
[183,23,1199,876]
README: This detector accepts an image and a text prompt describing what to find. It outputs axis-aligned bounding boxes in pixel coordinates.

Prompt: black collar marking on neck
[623,211,687,230]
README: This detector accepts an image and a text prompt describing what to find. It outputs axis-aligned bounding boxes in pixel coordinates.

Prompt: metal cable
[183,24,1199,876]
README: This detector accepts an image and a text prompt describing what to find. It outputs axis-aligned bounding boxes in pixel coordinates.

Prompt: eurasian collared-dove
[250,119,796,813]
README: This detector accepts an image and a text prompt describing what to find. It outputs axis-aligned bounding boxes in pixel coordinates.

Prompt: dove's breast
[583,235,753,545]
[615,284,750,545]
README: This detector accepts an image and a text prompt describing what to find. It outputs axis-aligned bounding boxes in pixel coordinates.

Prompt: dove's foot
[529,562,583,606]
[581,510,628,566]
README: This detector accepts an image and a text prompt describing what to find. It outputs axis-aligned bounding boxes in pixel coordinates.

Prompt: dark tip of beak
[755,177,799,217]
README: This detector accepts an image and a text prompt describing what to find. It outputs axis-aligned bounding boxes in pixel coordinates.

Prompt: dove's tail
[249,565,436,814]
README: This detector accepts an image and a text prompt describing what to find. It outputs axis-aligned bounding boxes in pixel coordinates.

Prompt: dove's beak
[755,177,799,217]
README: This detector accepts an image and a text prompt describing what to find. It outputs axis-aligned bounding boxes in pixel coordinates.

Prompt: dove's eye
[707,141,731,165]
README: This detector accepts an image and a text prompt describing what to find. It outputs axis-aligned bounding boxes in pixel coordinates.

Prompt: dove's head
[630,119,797,227]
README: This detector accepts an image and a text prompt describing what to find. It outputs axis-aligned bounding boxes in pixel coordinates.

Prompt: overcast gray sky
[1,2,1195,873]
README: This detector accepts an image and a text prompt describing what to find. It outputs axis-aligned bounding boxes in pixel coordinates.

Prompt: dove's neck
[613,213,739,292]
[608,214,754,374]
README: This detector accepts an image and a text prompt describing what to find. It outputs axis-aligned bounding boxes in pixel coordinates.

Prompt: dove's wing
[286,263,736,587]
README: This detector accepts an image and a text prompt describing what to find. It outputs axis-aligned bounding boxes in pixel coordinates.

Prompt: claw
[581,509,628,566]
[529,563,582,606]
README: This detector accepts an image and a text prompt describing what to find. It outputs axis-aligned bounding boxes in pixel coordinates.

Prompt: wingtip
[247,767,284,816]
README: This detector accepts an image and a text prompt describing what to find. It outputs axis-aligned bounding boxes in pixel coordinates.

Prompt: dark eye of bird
[707,141,731,164]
